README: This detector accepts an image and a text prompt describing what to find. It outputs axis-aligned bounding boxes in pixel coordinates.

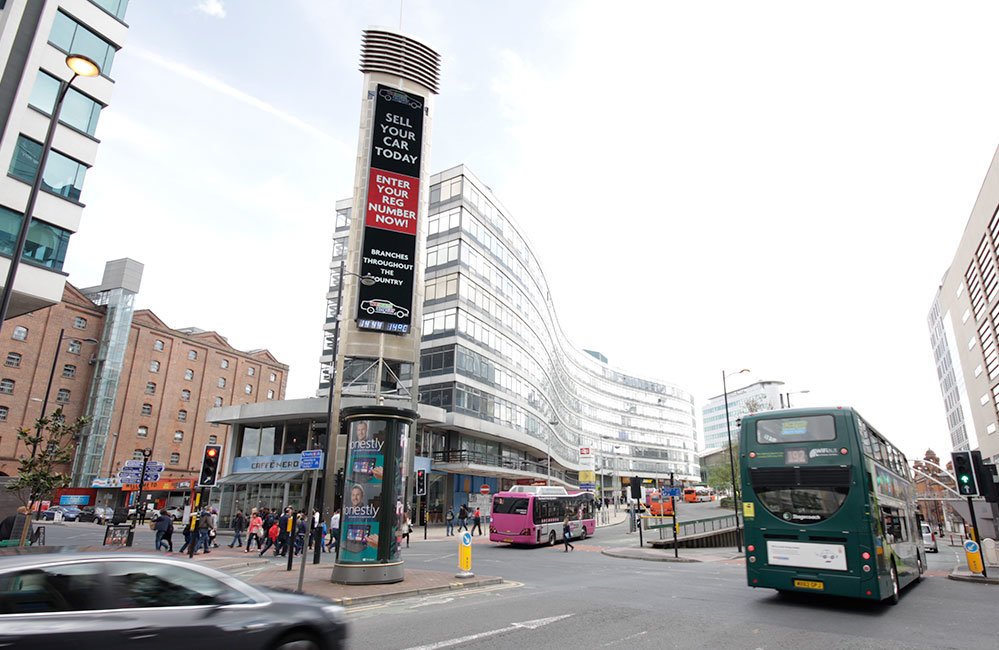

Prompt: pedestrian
[458,504,469,531]
[245,509,263,552]
[259,520,280,556]
[277,507,293,556]
[229,509,246,548]
[293,514,307,556]
[164,517,175,552]
[445,507,455,536]
[194,508,212,554]
[179,515,194,554]
[403,510,411,548]
[210,508,220,547]
[153,509,172,552]
[472,507,482,536]
[562,516,574,552]
[328,509,341,552]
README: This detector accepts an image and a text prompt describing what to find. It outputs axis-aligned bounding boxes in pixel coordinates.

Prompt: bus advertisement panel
[489,486,595,546]
[740,407,924,604]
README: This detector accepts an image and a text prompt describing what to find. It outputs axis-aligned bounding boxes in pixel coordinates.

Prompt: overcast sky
[67,0,999,461]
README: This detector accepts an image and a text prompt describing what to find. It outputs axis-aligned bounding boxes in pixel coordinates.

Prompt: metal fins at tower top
[360,28,441,93]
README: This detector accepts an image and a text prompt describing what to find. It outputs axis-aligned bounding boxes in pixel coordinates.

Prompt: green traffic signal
[960,475,971,483]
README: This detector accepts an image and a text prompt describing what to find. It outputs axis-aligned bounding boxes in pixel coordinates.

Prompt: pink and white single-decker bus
[489,486,596,546]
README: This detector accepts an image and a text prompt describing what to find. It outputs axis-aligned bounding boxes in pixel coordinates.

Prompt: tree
[707,444,740,494]
[742,397,772,414]
[6,408,88,545]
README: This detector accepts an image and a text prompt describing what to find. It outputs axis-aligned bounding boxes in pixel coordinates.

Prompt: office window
[73,317,87,329]
[28,71,103,136]
[140,403,152,416]
[217,378,226,388]
[133,450,144,460]
[269,372,276,382]
[137,426,148,438]
[145,382,155,395]
[184,369,194,380]
[181,389,191,402]
[0,406,7,422]
[10,135,88,202]
[56,389,70,403]
[149,360,160,373]
[11,326,27,341]
[267,389,274,399]
[5,353,20,368]
[153,339,164,351]
[247,367,255,377]
[169,452,180,465]
[62,364,76,378]
[177,409,187,422]
[244,384,252,395]
[220,359,229,369]
[173,430,183,442]
[49,11,117,75]
[0,379,14,394]
[68,340,82,354]
[188,350,197,361]
[214,397,223,407]
[208,435,217,444]
[90,0,129,21]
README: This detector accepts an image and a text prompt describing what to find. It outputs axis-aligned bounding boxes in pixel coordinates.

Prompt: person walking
[458,504,469,532]
[445,507,455,536]
[194,508,212,554]
[245,509,263,552]
[403,510,412,548]
[229,509,247,548]
[210,508,220,547]
[153,509,172,552]
[328,510,341,552]
[562,516,575,552]
[259,520,280,556]
[276,507,293,556]
[163,516,174,552]
[472,507,483,536]
[179,514,195,554]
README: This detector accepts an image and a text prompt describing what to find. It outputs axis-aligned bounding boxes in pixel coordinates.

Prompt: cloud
[126,45,346,150]
[195,0,226,18]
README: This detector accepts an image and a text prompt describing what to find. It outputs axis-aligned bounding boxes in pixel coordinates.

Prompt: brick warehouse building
[0,260,287,511]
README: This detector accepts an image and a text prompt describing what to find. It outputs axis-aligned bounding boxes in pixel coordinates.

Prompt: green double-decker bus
[739,407,924,604]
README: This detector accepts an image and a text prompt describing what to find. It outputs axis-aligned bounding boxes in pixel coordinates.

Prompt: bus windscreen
[756,415,836,444]
[492,497,529,515]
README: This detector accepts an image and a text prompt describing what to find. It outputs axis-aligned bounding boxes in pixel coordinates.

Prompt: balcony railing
[431,449,570,483]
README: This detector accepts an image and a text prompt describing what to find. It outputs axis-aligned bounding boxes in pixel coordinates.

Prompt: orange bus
[683,486,715,503]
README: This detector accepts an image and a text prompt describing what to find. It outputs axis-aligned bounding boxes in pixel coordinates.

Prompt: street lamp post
[314,259,375,565]
[0,54,101,334]
[722,368,750,553]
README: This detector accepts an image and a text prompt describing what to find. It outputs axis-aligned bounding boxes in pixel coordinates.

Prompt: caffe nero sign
[356,84,426,336]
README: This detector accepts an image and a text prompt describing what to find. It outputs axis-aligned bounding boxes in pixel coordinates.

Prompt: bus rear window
[756,415,836,444]
[492,497,529,515]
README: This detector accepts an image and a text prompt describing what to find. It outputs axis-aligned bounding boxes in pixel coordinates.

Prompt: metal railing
[643,513,739,540]
[431,449,570,483]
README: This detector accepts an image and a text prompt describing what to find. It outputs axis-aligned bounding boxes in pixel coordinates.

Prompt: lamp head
[66,54,101,77]
[738,368,751,374]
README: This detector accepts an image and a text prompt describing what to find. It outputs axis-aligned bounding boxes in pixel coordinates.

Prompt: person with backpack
[458,504,469,532]
[194,507,212,554]
[259,520,280,556]
[153,509,172,552]
[229,509,247,548]
[445,507,455,536]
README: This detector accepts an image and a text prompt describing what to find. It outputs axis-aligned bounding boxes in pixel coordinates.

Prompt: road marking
[409,597,454,609]
[401,614,573,650]
[602,630,648,647]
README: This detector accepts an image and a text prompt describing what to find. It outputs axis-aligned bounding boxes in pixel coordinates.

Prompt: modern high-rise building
[320,165,700,514]
[928,145,999,465]
[0,1,129,316]
[702,380,785,451]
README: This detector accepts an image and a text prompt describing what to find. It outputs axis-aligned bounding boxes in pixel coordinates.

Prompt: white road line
[401,614,573,650]
[602,631,648,647]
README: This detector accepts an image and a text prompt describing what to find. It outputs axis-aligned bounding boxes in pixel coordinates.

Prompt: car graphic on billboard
[379,87,422,109]
[360,299,409,319]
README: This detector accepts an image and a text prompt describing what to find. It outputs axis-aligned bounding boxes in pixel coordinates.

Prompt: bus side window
[857,418,874,458]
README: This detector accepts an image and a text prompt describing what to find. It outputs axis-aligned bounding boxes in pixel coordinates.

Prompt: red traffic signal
[200,444,222,487]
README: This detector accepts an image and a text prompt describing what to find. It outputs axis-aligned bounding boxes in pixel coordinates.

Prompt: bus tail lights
[861,552,871,560]
[840,448,849,455]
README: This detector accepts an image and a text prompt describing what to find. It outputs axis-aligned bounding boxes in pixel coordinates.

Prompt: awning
[216,471,304,485]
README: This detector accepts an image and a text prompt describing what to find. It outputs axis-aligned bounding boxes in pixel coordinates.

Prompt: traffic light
[415,469,427,496]
[952,451,978,497]
[199,444,221,487]
[971,451,999,502]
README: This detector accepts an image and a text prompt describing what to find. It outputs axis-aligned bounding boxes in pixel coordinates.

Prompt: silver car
[920,522,939,553]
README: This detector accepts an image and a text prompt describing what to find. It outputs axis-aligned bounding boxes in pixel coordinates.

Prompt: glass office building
[321,165,699,515]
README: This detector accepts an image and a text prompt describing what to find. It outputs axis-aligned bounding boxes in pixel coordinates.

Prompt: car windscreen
[756,415,836,444]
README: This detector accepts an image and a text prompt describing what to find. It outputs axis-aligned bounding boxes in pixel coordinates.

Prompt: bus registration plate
[793,579,824,590]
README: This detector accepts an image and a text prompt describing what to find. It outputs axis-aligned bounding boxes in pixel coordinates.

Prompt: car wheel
[579,527,586,541]
[548,531,557,546]
[887,563,900,605]
[272,631,321,650]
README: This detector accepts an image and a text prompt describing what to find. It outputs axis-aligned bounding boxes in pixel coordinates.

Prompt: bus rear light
[861,552,871,560]
[840,448,848,455]
[865,590,872,596]
[862,564,871,573]
[749,556,756,563]
[749,452,757,458]
[747,545,755,552]
[752,579,758,584]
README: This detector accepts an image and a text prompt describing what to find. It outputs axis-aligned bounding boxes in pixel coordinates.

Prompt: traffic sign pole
[670,472,678,559]
[966,496,988,578]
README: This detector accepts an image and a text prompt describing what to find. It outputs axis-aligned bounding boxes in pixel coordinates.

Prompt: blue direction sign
[662,487,683,498]
[965,539,980,554]
[123,460,144,468]
[299,450,324,471]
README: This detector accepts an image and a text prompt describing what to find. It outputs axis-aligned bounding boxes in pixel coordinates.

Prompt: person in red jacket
[258,521,280,556]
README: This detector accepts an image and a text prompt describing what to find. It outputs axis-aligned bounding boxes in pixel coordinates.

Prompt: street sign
[965,539,980,554]
[299,450,324,471]
[123,460,144,468]
[459,532,472,571]
[965,539,985,574]
[662,487,683,498]
[145,462,165,470]
[479,484,490,495]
